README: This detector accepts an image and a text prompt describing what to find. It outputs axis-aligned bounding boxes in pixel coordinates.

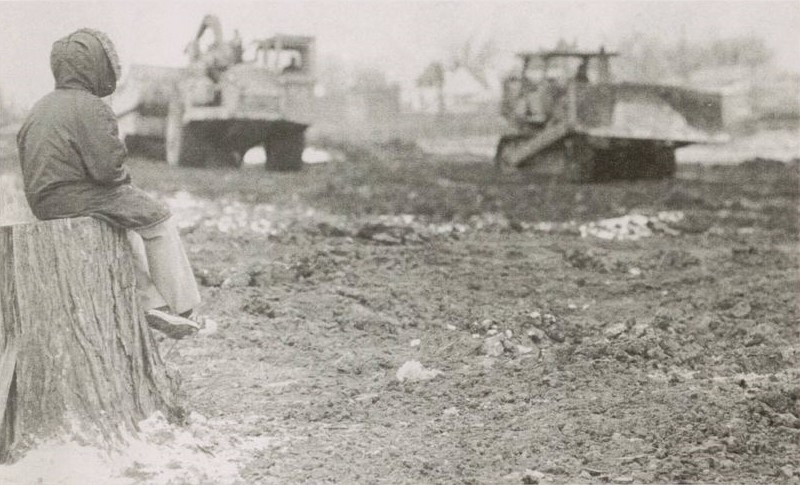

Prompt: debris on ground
[356,223,422,245]
[730,301,752,319]
[0,411,280,485]
[604,322,627,339]
[579,211,684,241]
[481,332,521,357]
[3,138,795,484]
[482,333,508,357]
[396,360,442,382]
[521,469,546,484]
[563,248,628,273]
[198,318,218,337]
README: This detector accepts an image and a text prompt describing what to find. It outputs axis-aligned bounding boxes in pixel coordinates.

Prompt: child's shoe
[145,308,201,339]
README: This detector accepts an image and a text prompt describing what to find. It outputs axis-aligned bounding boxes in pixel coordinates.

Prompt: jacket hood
[50,29,121,97]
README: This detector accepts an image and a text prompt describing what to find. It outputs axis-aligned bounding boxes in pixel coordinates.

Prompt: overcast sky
[1,0,798,107]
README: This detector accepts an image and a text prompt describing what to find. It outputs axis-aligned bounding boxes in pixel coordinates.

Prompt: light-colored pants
[126,217,201,315]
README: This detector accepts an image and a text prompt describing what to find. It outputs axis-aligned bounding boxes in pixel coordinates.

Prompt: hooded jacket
[16,29,170,230]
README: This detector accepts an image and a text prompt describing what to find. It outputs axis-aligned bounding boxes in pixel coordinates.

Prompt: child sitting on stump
[16,28,202,339]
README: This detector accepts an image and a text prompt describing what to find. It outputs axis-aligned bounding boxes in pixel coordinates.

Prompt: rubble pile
[163,191,695,245]
[578,211,684,241]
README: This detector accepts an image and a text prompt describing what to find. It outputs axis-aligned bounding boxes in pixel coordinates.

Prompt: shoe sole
[145,310,200,340]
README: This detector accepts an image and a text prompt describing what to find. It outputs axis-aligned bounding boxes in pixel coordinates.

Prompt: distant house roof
[416,62,497,91]
[417,62,445,87]
[445,65,489,96]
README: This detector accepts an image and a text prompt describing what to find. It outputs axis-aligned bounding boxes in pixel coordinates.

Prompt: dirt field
[1,138,799,484]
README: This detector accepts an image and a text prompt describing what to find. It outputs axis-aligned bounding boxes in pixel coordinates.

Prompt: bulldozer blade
[573,82,729,145]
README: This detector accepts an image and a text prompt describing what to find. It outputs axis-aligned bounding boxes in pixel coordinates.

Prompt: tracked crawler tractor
[495,49,728,182]
[115,15,315,170]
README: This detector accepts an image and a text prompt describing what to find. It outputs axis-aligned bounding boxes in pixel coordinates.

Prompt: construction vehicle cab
[114,15,316,170]
[165,17,316,170]
[502,50,616,130]
[252,35,315,75]
[496,48,727,182]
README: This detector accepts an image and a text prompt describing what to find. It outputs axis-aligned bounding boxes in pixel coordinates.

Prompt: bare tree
[616,33,774,85]
[317,55,353,96]
[447,34,498,73]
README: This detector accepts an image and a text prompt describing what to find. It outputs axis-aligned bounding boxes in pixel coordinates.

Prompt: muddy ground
[3,137,800,484]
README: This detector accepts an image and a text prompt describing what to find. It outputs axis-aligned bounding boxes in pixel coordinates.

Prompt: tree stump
[0,217,177,462]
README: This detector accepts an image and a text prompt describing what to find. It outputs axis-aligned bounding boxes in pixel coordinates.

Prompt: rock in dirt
[773,412,800,429]
[482,333,516,357]
[654,249,700,269]
[221,271,252,288]
[198,318,218,337]
[313,221,351,237]
[354,393,380,404]
[482,334,506,357]
[356,223,417,245]
[604,322,627,339]
[631,322,651,338]
[579,212,684,241]
[521,469,545,484]
[745,323,777,347]
[688,438,724,454]
[532,221,580,236]
[544,324,566,343]
[563,248,611,272]
[242,295,276,317]
[780,464,795,479]
[516,344,539,357]
[396,360,442,382]
[194,268,225,287]
[527,327,547,344]
[731,301,752,318]
[343,302,400,330]
[469,318,496,332]
[664,187,709,209]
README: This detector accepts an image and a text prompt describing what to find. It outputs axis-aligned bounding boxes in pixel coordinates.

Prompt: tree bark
[0,217,177,462]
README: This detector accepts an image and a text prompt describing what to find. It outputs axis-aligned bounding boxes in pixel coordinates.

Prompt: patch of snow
[396,360,442,383]
[243,146,266,165]
[677,129,800,164]
[0,411,283,485]
[579,211,684,241]
[303,147,334,164]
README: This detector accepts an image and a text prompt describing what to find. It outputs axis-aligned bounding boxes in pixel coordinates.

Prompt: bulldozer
[114,15,315,170]
[495,48,728,182]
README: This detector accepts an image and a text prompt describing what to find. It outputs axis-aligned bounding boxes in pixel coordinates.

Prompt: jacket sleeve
[77,97,131,186]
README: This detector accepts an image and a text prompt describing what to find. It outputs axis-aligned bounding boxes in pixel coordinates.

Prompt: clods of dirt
[396,360,443,382]
[4,139,797,484]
